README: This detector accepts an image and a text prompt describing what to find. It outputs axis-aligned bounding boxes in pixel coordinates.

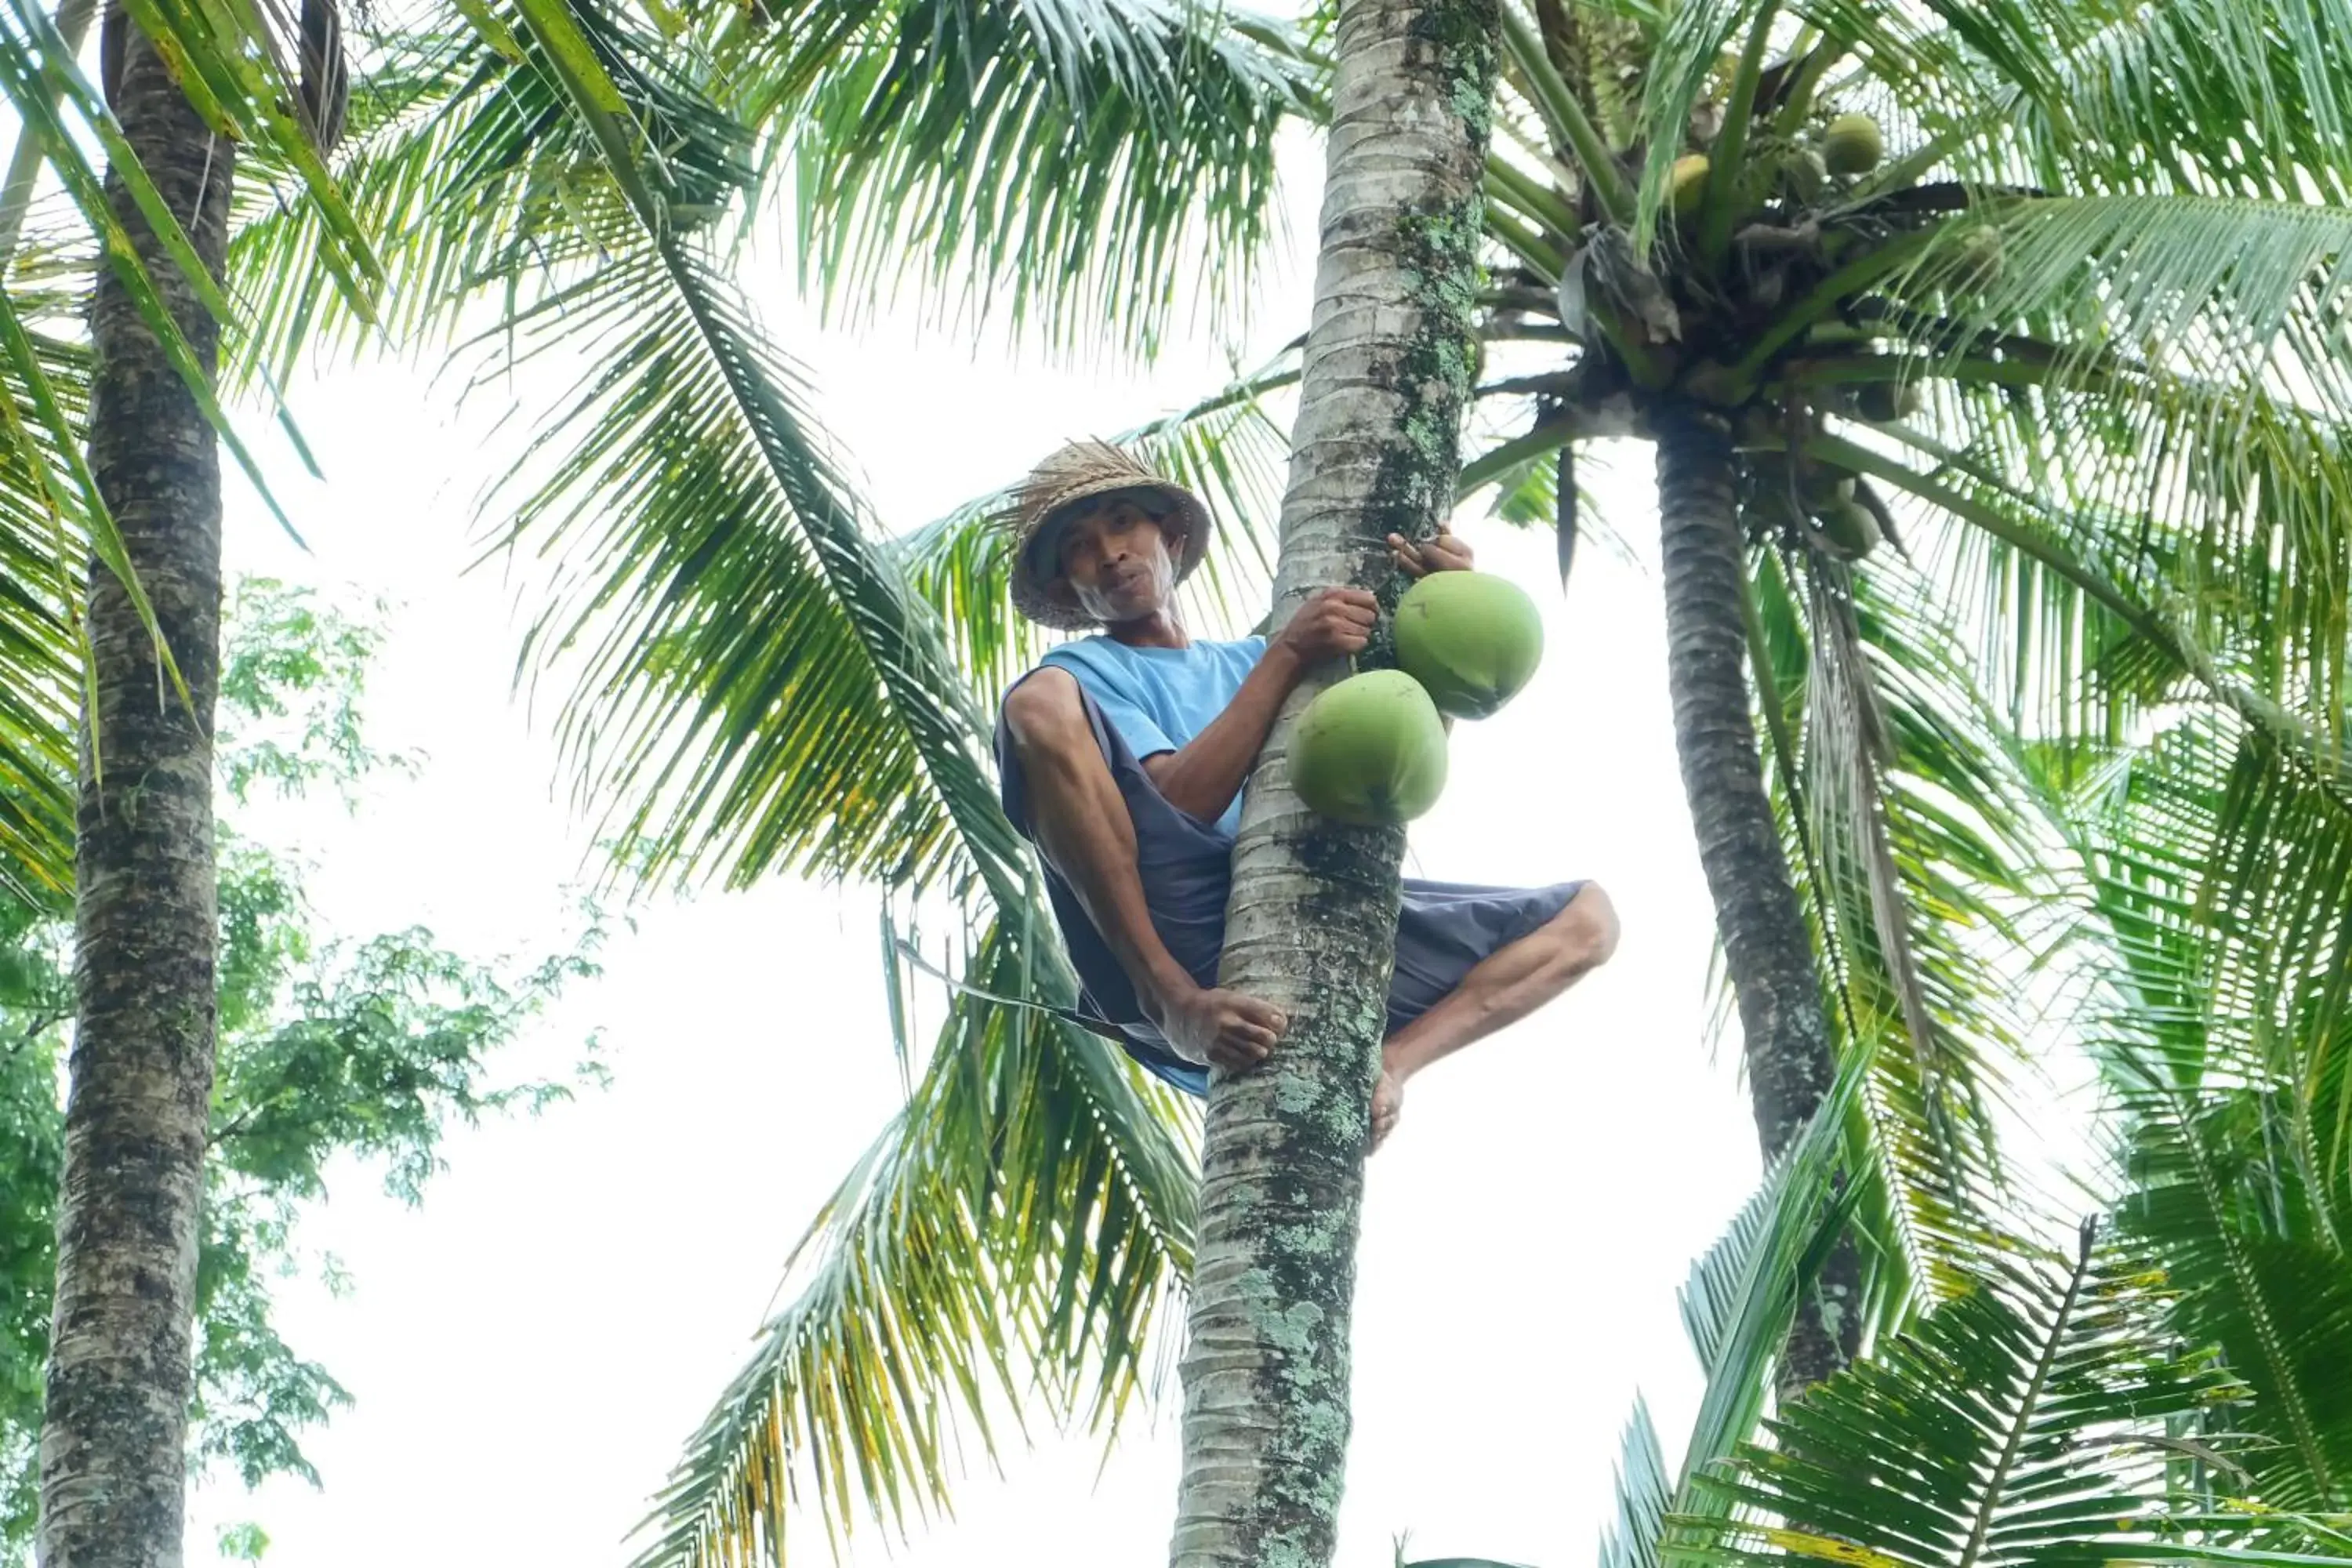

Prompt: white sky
[179,129,1764,1568]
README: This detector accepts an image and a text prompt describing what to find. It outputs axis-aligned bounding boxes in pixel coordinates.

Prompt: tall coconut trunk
[1168,0,1497,1563]
[38,16,231,1568]
[1653,406,1859,1397]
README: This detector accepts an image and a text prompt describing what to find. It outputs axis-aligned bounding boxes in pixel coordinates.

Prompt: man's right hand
[1159,985,1287,1075]
[1272,586,1378,667]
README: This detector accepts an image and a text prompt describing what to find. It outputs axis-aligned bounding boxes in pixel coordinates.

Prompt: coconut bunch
[1657,105,1992,564]
[1495,32,2031,579]
[1288,572,1546,827]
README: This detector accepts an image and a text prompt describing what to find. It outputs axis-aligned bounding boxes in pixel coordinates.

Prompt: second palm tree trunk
[1654,407,1859,1396]
[1168,0,1499,1563]
[38,17,232,1568]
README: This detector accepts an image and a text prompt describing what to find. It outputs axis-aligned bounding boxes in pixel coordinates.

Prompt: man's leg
[1372,883,1620,1146]
[1001,669,1284,1073]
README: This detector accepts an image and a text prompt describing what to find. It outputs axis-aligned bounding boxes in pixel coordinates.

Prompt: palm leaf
[434,11,1209,1562]
[0,0,350,545]
[1805,0,2352,203]
[1668,1222,2288,1568]
[1739,534,2044,1329]
[0,294,77,898]
[1602,1396,1671,1568]
[723,0,1316,358]
[1626,0,1768,250]
[2036,709,2352,1509]
[624,918,1198,1568]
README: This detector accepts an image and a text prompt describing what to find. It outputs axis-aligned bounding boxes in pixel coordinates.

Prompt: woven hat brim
[1008,479,1214,632]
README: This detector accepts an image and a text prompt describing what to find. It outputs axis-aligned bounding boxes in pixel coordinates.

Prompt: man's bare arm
[1004,669,1285,1071]
[1139,642,1305,822]
[1141,588,1376,822]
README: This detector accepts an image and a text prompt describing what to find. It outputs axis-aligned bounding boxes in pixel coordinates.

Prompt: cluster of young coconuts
[1286,568,1545,827]
[1670,108,1972,564]
[1670,110,1889,220]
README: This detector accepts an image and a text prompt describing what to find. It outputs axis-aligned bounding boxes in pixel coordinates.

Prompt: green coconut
[1821,113,1883,176]
[1669,153,1712,220]
[1395,569,1547,720]
[1289,670,1450,827]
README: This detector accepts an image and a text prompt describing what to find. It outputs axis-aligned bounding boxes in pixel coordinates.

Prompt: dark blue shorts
[996,673,1583,1097]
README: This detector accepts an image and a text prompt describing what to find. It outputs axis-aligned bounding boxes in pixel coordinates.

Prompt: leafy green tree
[0,580,601,1563]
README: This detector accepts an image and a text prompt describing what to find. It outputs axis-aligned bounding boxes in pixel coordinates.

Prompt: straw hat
[1002,440,1215,630]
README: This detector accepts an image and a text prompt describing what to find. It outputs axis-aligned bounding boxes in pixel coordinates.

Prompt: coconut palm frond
[226,0,773,398]
[2002,0,2352,199]
[0,296,78,899]
[1873,358,2352,746]
[2038,705,2352,1509]
[1680,1036,1878,1479]
[0,0,372,542]
[479,27,1217,1554]
[1904,198,2352,416]
[223,22,535,391]
[727,0,1318,359]
[1626,0,1768,248]
[1820,0,2352,201]
[1806,559,2042,1298]
[1600,1396,1669,1568]
[440,0,1004,902]
[1670,1221,2335,1568]
[1734,527,2054,1336]
[625,916,1197,1568]
[1803,429,2348,811]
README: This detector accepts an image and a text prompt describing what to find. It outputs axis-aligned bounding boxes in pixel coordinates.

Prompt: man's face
[1053,496,1180,624]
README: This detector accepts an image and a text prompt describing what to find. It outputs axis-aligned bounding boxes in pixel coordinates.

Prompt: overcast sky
[178,129,1766,1568]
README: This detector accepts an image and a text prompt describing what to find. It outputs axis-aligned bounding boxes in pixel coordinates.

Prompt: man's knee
[1552,882,1621,971]
[1004,668,1092,762]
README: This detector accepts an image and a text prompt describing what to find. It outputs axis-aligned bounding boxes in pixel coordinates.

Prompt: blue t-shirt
[1040,635,1269,837]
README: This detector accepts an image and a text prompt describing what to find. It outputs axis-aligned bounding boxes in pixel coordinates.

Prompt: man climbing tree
[995,440,1617,1146]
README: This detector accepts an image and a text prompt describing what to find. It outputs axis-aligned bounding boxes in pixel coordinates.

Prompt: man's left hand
[1388,530,1474,578]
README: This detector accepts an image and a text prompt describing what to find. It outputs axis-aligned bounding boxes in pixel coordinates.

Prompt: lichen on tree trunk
[1167,0,1498,1563]
[37,17,232,1568]
[1653,406,1860,1398]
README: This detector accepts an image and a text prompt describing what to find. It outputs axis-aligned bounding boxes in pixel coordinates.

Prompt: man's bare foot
[1371,1064,1403,1150]
[1156,984,1287,1074]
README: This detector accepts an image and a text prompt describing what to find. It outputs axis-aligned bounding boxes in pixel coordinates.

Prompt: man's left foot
[1371,1065,1403,1151]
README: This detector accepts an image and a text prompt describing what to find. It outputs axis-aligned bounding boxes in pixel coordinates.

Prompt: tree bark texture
[38,16,231,1568]
[1169,1,1497,1563]
[1653,408,1859,1398]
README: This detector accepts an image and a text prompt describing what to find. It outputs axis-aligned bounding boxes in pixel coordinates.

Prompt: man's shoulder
[1036,634,1265,677]
[1037,635,1125,682]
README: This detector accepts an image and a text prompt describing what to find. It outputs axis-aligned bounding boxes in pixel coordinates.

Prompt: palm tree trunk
[1653,405,1859,1397]
[38,16,231,1568]
[1168,2,1497,1564]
